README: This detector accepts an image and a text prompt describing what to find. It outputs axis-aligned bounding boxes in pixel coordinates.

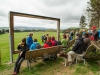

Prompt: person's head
[46,34,49,36]
[51,36,55,41]
[91,26,96,31]
[21,38,26,45]
[66,30,69,33]
[29,32,33,37]
[76,34,82,39]
[62,34,67,39]
[34,38,37,42]
[47,36,51,40]
[83,33,89,38]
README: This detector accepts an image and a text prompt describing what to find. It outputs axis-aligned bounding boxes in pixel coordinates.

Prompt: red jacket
[43,40,52,48]
[89,36,94,41]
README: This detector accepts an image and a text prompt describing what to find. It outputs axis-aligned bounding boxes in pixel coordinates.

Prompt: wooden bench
[62,39,75,51]
[76,45,95,65]
[63,45,95,66]
[25,45,62,69]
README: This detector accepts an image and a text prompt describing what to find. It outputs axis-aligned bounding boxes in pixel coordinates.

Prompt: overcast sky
[0,0,89,29]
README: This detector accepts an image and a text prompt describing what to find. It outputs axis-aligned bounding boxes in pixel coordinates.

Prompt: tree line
[0,29,60,35]
[79,0,100,28]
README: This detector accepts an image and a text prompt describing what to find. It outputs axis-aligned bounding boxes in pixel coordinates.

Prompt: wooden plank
[9,13,14,53]
[25,51,30,60]
[25,46,59,60]
[57,20,60,41]
[91,41,100,50]
[10,11,60,21]
[58,45,62,53]
[13,50,20,54]
[84,45,95,57]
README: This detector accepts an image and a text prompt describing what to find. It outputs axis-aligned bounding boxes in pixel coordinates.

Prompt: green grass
[20,58,63,75]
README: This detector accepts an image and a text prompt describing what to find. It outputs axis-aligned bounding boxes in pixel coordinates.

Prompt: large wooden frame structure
[9,11,60,63]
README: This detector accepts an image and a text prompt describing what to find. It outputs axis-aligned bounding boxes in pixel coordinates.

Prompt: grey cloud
[0,0,89,29]
[42,0,68,6]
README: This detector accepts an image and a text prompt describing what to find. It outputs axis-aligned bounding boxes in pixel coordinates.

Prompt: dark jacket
[92,30,98,41]
[72,37,85,54]
[84,38,91,51]
[17,44,29,58]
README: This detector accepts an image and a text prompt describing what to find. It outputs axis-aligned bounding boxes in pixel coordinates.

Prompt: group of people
[12,32,60,75]
[60,26,100,65]
[12,25,100,75]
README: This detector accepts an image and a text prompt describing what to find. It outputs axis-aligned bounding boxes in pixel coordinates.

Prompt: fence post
[0,51,1,65]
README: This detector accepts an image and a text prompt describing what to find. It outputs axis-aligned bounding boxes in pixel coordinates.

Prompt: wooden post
[9,12,14,63]
[57,19,60,41]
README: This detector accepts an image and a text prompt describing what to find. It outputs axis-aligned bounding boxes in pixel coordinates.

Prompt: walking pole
[0,50,1,65]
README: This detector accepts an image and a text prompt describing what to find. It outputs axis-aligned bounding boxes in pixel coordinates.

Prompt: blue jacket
[30,43,36,50]
[30,42,40,50]
[26,36,33,48]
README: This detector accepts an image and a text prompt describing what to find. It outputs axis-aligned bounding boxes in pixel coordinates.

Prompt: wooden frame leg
[27,60,31,70]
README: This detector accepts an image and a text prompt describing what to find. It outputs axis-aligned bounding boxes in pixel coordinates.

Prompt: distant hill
[0,26,55,30]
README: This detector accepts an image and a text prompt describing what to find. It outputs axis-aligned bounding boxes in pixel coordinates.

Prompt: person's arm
[17,43,21,50]
[26,37,30,46]
[72,40,79,51]
[21,45,29,56]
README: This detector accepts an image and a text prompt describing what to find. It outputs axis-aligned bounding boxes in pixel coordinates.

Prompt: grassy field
[0,31,61,63]
[0,32,100,75]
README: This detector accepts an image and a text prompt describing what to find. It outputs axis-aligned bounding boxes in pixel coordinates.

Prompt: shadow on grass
[20,58,63,75]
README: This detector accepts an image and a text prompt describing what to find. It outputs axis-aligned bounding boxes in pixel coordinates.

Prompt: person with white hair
[26,32,33,48]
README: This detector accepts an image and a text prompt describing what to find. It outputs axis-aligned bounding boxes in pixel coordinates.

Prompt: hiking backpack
[98,30,100,39]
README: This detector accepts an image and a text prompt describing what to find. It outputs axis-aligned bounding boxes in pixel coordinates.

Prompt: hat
[91,26,96,30]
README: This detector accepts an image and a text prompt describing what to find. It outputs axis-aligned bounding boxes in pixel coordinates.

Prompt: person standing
[26,32,33,48]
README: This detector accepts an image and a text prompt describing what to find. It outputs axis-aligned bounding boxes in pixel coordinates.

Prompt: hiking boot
[12,72,17,75]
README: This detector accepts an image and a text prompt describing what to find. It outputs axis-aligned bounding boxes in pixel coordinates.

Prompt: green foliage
[89,0,100,27]
[79,15,87,28]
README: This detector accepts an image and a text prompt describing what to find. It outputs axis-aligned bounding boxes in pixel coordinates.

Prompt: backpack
[56,41,62,45]
[98,30,100,39]
[36,43,41,49]
[46,41,52,46]
[34,42,41,49]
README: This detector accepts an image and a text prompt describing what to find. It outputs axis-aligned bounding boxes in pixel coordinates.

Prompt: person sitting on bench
[30,38,41,50]
[12,38,29,75]
[60,34,85,65]
[61,34,68,48]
